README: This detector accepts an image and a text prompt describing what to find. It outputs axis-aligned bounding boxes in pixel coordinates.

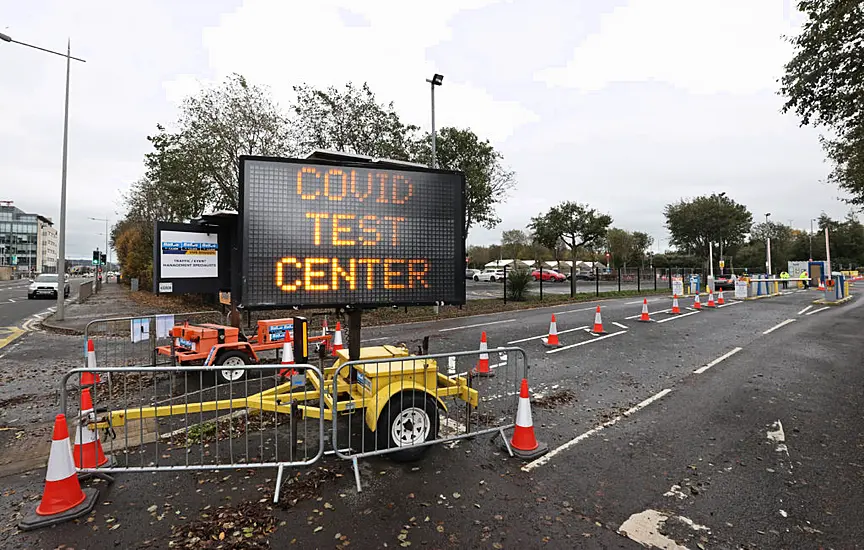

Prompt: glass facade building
[0,203,50,273]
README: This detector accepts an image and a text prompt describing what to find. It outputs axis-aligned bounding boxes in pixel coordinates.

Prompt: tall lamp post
[425,73,443,168]
[809,218,817,260]
[1,33,86,320]
[764,212,772,275]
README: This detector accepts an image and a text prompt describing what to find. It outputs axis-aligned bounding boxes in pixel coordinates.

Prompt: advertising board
[239,156,465,309]
[159,230,219,279]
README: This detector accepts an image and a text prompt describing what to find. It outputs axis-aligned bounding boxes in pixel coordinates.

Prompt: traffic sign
[719,260,725,268]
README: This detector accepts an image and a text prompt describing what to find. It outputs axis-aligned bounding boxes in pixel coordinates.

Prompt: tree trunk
[570,247,577,298]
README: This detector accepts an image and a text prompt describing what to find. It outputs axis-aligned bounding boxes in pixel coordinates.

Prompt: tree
[290,82,420,160]
[781,2,864,203]
[664,194,752,258]
[148,74,293,211]
[415,127,516,241]
[501,229,530,259]
[529,202,612,296]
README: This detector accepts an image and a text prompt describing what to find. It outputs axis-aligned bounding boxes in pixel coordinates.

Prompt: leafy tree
[501,229,530,259]
[291,82,420,160]
[415,127,516,241]
[781,1,864,203]
[664,194,752,258]
[604,228,652,269]
[149,74,293,211]
[529,202,613,296]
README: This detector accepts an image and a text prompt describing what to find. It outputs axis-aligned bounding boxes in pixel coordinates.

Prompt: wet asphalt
[0,287,861,548]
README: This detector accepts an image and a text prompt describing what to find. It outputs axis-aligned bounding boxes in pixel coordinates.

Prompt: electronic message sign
[239,156,466,309]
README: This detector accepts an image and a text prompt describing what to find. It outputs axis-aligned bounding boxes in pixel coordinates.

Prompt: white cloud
[192,0,538,144]
[536,0,804,94]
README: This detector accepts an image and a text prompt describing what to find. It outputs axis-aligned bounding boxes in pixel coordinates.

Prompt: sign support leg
[347,309,361,362]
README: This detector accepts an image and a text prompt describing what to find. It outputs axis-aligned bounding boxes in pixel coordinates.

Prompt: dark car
[713,274,734,290]
[570,271,596,281]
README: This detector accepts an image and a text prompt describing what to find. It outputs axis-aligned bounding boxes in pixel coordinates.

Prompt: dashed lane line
[716,300,741,308]
[693,347,743,374]
[546,330,627,354]
[805,306,830,316]
[506,326,588,345]
[797,305,813,315]
[625,308,671,319]
[655,310,700,324]
[762,318,796,335]
[522,388,673,471]
[612,322,629,329]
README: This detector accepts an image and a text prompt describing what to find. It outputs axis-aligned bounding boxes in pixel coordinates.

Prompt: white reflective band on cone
[45,439,76,482]
[515,397,533,427]
[87,351,96,370]
[76,422,98,445]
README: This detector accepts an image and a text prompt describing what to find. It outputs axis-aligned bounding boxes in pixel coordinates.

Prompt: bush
[506,268,532,301]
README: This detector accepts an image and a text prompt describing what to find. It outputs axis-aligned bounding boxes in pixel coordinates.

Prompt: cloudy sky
[0,0,849,259]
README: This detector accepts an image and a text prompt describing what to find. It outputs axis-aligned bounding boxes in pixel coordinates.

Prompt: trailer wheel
[377,391,439,462]
[215,351,249,383]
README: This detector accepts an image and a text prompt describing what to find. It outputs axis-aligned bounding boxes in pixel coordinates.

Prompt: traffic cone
[278,339,295,378]
[541,314,561,347]
[638,298,651,322]
[508,379,548,460]
[693,294,702,310]
[73,389,113,469]
[81,340,101,386]
[818,279,825,291]
[321,317,329,337]
[471,331,494,377]
[592,306,606,334]
[706,290,716,308]
[670,294,681,314]
[717,290,725,305]
[19,414,98,531]
[331,321,343,356]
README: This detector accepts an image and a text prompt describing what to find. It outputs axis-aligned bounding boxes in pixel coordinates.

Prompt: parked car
[712,274,734,290]
[530,269,566,282]
[569,271,596,281]
[475,269,505,282]
[465,268,481,279]
[28,273,70,299]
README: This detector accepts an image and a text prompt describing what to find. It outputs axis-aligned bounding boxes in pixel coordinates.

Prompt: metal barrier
[331,346,528,491]
[83,311,222,369]
[60,364,324,502]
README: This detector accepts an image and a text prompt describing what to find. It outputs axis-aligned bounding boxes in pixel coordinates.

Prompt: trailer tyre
[215,351,250,383]
[377,391,439,462]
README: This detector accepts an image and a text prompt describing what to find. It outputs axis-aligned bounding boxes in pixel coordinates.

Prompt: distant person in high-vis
[780,271,790,289]
[799,270,809,289]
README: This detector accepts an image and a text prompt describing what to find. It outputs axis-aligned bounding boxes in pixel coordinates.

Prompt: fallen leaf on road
[313,526,323,533]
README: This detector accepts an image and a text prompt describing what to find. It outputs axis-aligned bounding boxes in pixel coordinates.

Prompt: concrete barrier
[77,280,95,303]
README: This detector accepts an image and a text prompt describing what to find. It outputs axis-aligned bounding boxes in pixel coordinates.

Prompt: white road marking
[763,318,796,335]
[612,321,629,329]
[438,318,515,332]
[506,326,588,345]
[693,347,743,374]
[522,388,671,471]
[717,300,741,308]
[625,299,660,305]
[625,308,671,319]
[555,306,600,315]
[546,330,627,354]
[806,306,830,316]
[655,310,700,323]
[360,337,389,343]
[797,305,813,315]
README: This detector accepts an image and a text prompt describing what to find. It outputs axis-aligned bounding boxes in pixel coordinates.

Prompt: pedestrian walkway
[41,282,146,334]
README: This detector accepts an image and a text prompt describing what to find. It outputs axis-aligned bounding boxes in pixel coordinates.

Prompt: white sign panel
[671,277,684,297]
[158,282,173,293]
[734,280,749,299]
[159,231,218,279]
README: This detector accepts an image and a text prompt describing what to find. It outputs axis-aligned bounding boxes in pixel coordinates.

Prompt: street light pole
[809,218,816,260]
[425,74,443,169]
[764,213,772,275]
[1,33,86,320]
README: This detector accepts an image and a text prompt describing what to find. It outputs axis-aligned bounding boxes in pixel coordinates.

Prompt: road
[0,277,90,327]
[0,287,861,548]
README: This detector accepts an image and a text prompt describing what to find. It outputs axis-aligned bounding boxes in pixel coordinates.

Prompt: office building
[0,201,54,274]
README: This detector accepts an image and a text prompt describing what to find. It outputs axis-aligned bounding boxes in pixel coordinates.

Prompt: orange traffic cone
[19,414,98,531]
[321,317,329,337]
[509,379,548,460]
[706,290,716,308]
[73,389,113,469]
[717,290,725,305]
[542,314,561,347]
[818,279,825,291]
[278,339,295,378]
[693,294,702,310]
[472,332,494,377]
[592,306,606,334]
[670,294,681,314]
[638,298,652,322]
[331,322,344,356]
[81,340,101,386]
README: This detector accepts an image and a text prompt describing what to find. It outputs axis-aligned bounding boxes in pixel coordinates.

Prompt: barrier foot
[273,464,285,504]
[78,469,115,485]
[352,457,362,493]
[500,428,514,457]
